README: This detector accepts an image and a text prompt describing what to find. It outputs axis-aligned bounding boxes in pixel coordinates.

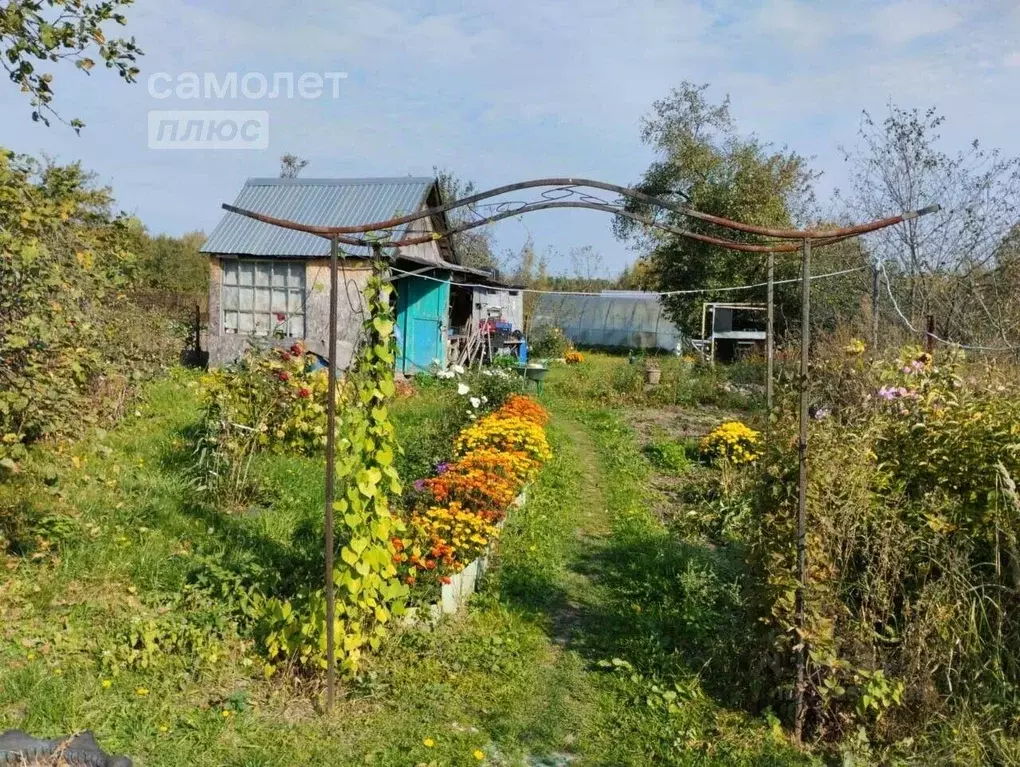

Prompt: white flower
[482,369,493,377]
[480,396,488,404]
[457,383,470,396]
[452,364,465,375]
[436,370,454,379]
[470,397,481,408]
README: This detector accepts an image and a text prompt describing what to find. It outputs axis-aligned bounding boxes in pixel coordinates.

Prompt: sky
[2,0,1019,277]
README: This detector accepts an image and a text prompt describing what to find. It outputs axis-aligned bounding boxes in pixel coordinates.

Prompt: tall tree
[615,82,817,332]
[1,0,141,131]
[433,167,498,271]
[837,105,1020,345]
[279,154,309,178]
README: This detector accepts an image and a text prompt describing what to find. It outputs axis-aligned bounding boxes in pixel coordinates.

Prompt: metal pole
[323,235,339,711]
[766,252,775,411]
[794,238,811,740]
[871,261,880,354]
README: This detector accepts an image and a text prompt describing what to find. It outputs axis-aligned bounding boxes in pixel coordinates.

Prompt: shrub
[744,347,1020,743]
[459,366,526,410]
[529,326,570,358]
[699,421,761,465]
[565,350,584,364]
[193,343,329,500]
[498,394,550,426]
[422,457,519,522]
[455,413,552,473]
[0,150,186,472]
[406,501,501,580]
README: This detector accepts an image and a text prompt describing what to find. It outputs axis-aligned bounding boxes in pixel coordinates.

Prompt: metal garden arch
[222,177,938,736]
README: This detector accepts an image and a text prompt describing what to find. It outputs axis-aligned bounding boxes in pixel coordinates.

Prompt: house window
[221,260,306,337]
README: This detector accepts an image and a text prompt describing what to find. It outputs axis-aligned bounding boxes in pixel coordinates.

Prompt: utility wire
[387,265,867,297]
[877,259,1018,351]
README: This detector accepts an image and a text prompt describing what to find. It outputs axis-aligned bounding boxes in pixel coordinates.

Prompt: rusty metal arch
[218,177,939,736]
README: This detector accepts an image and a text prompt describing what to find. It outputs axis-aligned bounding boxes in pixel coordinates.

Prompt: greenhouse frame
[529,291,684,351]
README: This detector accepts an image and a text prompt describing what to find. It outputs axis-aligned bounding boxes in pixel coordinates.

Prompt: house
[200,176,519,372]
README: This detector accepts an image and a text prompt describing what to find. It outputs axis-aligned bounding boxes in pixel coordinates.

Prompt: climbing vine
[259,265,408,675]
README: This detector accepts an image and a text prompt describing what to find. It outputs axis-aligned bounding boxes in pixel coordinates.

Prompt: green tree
[1,0,142,130]
[615,82,817,333]
[135,231,208,296]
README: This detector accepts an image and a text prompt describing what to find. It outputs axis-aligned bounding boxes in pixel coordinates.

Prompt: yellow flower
[101,679,112,689]
[473,750,485,760]
[221,709,232,718]
[423,738,435,748]
[159,725,169,733]
[135,687,149,696]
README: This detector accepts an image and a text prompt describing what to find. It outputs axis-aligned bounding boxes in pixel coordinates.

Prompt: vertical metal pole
[794,238,811,740]
[871,261,880,355]
[766,252,775,411]
[323,235,339,711]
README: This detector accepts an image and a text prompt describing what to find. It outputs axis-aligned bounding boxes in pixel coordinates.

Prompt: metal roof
[201,177,436,259]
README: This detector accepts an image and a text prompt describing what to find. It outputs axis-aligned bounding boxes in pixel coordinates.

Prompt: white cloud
[869,0,962,45]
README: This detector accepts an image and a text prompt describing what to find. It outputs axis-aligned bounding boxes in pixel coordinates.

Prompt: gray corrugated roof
[201,177,435,258]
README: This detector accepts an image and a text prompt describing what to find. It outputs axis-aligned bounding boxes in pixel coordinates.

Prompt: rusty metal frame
[222,178,939,730]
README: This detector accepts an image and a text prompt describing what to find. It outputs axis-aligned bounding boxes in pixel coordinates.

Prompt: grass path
[491,402,813,766]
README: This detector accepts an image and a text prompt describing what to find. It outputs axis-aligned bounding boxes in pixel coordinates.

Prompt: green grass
[1,368,810,766]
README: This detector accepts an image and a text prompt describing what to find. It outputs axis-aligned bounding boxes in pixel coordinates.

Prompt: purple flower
[812,407,830,420]
[878,386,897,401]
[435,462,450,475]
[413,479,425,492]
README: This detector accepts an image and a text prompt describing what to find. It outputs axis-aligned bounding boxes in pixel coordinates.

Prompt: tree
[615,82,818,332]
[837,105,1020,346]
[279,154,309,178]
[135,231,208,296]
[433,167,498,271]
[1,0,141,131]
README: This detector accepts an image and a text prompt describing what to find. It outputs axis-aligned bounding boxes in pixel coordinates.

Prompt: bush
[529,326,570,358]
[0,150,187,472]
[194,342,329,500]
[744,346,1020,743]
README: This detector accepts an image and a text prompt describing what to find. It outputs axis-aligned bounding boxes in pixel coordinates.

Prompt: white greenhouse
[530,291,685,351]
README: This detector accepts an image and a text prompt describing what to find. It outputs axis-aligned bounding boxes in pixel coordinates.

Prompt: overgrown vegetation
[0,149,189,479]
[747,344,1020,761]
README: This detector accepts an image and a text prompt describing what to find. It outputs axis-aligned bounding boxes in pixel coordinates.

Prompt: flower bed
[400,394,552,616]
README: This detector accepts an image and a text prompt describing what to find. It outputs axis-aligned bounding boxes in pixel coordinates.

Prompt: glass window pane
[238,263,254,286]
[238,312,253,333]
[287,263,304,288]
[254,313,270,335]
[271,265,288,287]
[224,311,238,332]
[271,288,288,314]
[254,286,270,312]
[287,290,304,313]
[288,316,304,338]
[222,261,238,285]
[255,263,271,287]
[239,287,254,311]
[222,285,238,311]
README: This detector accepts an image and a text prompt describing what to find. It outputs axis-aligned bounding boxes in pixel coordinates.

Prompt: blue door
[395,274,449,374]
